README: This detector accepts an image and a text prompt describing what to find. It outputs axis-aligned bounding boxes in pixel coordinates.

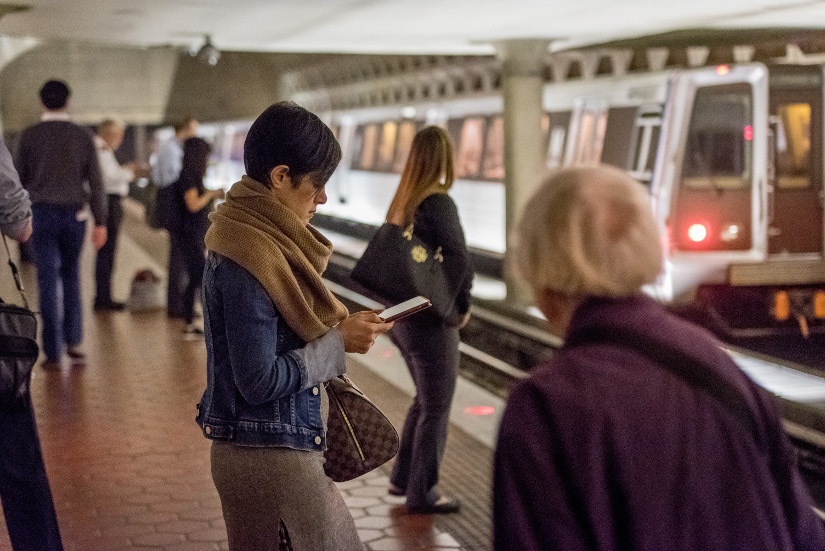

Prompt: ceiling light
[196,35,220,66]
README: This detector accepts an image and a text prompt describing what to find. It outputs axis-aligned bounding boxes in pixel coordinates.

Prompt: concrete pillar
[496,39,549,304]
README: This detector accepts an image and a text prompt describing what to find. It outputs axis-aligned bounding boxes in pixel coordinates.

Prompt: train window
[546,111,571,170]
[682,83,752,190]
[454,117,486,179]
[568,101,608,166]
[601,107,639,170]
[392,120,418,173]
[482,116,505,180]
[775,103,811,189]
[377,121,398,171]
[357,124,378,171]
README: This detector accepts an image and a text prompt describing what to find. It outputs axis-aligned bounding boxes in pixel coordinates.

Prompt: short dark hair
[244,101,341,189]
[39,80,70,110]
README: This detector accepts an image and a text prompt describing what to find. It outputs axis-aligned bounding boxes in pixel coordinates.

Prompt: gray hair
[511,165,663,298]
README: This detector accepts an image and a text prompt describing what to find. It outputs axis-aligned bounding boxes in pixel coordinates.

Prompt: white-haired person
[492,165,825,551]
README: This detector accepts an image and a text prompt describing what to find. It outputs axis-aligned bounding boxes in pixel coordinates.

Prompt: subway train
[198,61,825,337]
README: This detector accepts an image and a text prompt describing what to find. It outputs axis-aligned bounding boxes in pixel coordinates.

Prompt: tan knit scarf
[204,175,348,342]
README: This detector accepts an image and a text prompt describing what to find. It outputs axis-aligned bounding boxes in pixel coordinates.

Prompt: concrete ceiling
[1,0,825,56]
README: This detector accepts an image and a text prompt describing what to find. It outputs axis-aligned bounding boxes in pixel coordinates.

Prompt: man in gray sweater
[14,80,107,370]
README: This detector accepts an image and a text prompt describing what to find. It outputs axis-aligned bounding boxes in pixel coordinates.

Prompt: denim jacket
[196,251,346,450]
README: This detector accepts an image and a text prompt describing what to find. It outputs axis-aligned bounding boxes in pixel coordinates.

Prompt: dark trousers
[31,205,86,361]
[166,231,188,317]
[0,402,63,550]
[389,318,460,508]
[177,233,205,325]
[94,194,123,305]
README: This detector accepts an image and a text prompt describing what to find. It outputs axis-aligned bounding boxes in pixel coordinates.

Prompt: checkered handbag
[323,374,399,482]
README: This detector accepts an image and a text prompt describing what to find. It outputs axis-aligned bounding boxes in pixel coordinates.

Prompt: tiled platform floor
[0,206,494,550]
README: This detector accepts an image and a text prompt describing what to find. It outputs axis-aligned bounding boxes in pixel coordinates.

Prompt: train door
[767,66,824,257]
[652,64,768,300]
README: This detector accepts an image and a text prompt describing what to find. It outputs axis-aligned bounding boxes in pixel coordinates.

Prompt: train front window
[673,82,756,252]
[775,103,811,190]
[682,83,753,191]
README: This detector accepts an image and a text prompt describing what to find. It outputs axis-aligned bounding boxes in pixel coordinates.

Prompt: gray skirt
[210,387,363,550]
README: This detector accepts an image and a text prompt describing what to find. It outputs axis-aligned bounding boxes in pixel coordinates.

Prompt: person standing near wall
[152,117,199,319]
[0,138,64,550]
[14,79,107,371]
[93,118,142,312]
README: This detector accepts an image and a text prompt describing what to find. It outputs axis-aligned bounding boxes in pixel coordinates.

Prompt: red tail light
[687,223,708,243]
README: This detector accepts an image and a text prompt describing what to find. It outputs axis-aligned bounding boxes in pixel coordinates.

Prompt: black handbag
[323,374,399,482]
[0,236,39,412]
[350,223,468,321]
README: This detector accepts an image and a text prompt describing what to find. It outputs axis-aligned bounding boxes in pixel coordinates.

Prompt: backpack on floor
[128,269,165,312]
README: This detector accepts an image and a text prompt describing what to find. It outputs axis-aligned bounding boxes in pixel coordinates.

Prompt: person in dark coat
[168,137,224,337]
[493,165,825,551]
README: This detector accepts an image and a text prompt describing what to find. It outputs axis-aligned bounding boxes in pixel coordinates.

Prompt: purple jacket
[493,295,825,551]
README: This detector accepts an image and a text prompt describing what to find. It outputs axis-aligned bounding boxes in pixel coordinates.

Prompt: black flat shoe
[94,300,126,312]
[407,497,461,515]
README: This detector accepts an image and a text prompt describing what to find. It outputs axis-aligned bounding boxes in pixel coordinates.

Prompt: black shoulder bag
[350,223,468,321]
[0,235,39,412]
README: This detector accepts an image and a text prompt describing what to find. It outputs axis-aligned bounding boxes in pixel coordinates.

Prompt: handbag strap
[569,329,760,448]
[2,235,30,309]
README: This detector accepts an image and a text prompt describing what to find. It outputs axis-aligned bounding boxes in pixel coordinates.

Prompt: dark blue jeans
[389,317,460,508]
[175,232,205,325]
[31,205,86,361]
[0,402,63,550]
[94,194,123,306]
[167,231,188,318]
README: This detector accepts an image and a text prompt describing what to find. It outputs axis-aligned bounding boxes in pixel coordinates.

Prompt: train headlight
[720,224,740,242]
[687,223,708,243]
